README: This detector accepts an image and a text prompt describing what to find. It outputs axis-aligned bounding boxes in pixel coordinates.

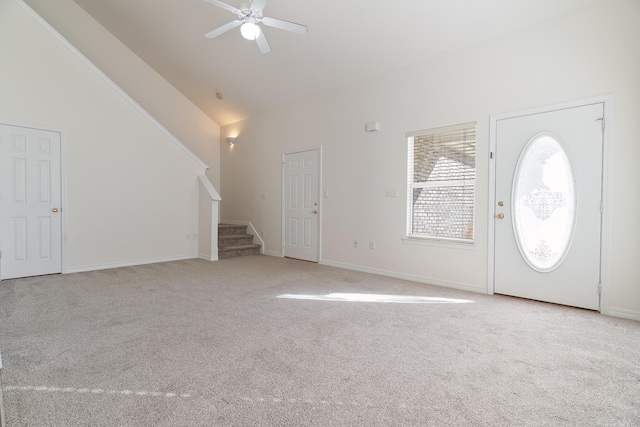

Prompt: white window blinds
[407,122,476,241]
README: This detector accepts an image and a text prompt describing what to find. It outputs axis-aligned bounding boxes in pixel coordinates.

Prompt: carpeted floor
[0,256,638,426]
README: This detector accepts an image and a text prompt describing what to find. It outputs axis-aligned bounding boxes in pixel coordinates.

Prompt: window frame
[406,122,477,244]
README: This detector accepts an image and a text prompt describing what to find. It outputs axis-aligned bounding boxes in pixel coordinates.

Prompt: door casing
[488,96,611,313]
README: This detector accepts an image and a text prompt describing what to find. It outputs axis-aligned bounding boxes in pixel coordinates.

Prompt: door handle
[52,208,59,213]
[496,213,504,219]
[312,210,318,214]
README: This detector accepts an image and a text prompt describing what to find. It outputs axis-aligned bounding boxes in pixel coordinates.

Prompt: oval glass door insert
[512,133,576,272]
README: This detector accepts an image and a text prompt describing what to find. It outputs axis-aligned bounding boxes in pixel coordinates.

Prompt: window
[406,122,476,242]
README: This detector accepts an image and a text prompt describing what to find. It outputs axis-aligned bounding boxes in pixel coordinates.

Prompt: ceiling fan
[202,0,308,54]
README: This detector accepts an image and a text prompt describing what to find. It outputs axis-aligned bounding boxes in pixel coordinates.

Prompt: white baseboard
[606,307,640,322]
[198,253,219,261]
[319,259,488,294]
[263,250,282,257]
[65,254,198,273]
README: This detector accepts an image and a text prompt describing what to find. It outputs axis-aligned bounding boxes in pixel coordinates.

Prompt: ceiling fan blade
[250,0,268,12]
[262,16,307,35]
[201,0,240,15]
[204,20,241,39]
[256,31,271,54]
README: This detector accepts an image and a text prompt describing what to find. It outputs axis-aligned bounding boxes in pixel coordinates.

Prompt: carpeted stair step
[218,223,249,236]
[218,234,255,247]
[218,243,261,259]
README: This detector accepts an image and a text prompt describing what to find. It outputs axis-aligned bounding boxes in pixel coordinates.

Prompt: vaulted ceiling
[36,0,603,125]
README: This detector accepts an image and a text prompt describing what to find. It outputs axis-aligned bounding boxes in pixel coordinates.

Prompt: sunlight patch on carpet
[277,293,475,304]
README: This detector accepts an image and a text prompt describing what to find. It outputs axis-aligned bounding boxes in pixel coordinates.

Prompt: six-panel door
[0,124,62,279]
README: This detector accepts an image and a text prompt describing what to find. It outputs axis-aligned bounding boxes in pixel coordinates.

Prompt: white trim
[598,97,613,316]
[198,175,221,201]
[318,146,323,262]
[488,95,612,309]
[402,237,477,250]
[406,121,477,138]
[15,0,208,171]
[65,254,198,273]
[606,307,640,322]
[263,250,282,257]
[220,220,265,254]
[59,127,69,275]
[412,179,476,189]
[198,175,221,261]
[320,259,487,295]
[198,253,216,261]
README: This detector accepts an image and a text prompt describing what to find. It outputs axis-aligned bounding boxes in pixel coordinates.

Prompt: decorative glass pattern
[523,184,566,220]
[512,134,576,272]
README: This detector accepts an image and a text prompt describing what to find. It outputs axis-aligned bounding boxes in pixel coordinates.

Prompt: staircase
[218,223,261,259]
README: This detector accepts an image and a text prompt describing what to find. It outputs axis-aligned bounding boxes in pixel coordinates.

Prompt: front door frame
[0,121,66,280]
[488,96,611,313]
[281,146,322,262]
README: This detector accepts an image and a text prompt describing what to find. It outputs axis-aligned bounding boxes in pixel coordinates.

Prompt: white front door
[283,149,319,262]
[493,103,603,310]
[0,124,62,280]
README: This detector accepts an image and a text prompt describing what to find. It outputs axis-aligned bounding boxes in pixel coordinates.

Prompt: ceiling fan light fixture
[240,22,261,40]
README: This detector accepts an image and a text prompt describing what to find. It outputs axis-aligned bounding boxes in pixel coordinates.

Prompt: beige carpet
[0,256,638,426]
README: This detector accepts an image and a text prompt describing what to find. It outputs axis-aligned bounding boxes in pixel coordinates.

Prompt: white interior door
[284,149,319,262]
[0,124,62,280]
[494,103,603,310]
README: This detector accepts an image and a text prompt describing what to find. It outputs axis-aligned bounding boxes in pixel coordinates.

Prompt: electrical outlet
[192,233,197,240]
[260,231,265,238]
[386,187,398,197]
[353,240,358,248]
[261,192,267,199]
[369,241,375,249]
[186,234,191,240]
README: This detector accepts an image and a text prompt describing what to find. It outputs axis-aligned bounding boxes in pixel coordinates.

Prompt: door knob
[496,213,504,219]
[312,210,318,214]
[52,208,59,213]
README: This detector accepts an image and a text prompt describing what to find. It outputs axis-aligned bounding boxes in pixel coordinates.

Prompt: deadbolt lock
[498,201,504,207]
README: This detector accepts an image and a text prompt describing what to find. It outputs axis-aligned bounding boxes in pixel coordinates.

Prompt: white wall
[23,0,221,191]
[0,0,207,271]
[221,0,640,319]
